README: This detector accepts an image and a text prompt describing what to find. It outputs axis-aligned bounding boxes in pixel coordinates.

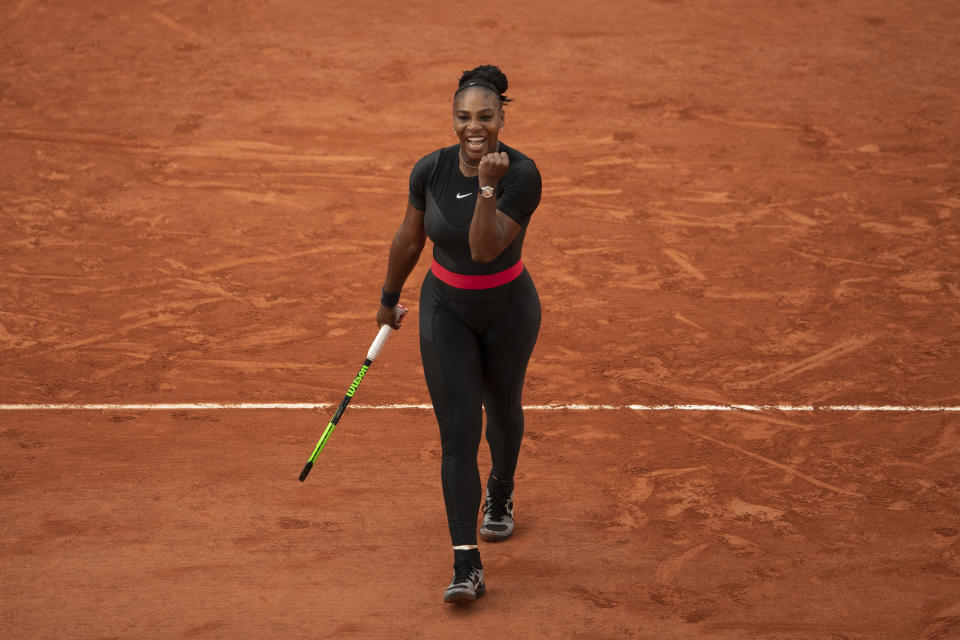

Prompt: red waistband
[430,258,524,289]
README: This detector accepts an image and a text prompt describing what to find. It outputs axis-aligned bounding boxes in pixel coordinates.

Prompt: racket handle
[367,324,393,361]
[368,304,407,361]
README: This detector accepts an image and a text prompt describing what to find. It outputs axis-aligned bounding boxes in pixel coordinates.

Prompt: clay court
[2,0,959,638]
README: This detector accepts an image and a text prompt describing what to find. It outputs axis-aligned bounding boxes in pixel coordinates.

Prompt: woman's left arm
[469,151,522,263]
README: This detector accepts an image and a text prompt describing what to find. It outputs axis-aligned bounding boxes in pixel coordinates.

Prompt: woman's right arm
[376,202,427,329]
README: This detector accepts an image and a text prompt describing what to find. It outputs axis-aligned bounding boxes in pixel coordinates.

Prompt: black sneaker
[443,562,486,603]
[479,487,514,542]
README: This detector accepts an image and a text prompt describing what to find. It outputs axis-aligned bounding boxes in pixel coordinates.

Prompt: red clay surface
[2,0,959,638]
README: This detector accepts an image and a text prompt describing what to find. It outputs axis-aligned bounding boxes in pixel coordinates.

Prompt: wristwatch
[479,185,495,199]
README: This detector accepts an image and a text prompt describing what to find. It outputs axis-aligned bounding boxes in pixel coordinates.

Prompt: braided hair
[453,65,512,106]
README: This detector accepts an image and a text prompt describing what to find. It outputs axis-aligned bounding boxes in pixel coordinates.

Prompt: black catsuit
[409,143,541,547]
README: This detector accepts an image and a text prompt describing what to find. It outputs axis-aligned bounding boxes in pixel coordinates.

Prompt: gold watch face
[481,186,495,197]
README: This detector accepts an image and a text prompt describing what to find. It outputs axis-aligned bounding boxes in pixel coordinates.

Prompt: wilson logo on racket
[346,365,370,397]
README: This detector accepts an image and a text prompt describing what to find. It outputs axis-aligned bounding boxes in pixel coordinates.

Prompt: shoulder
[410,146,457,183]
[410,147,444,185]
[502,144,539,179]
[412,145,458,171]
[500,144,541,188]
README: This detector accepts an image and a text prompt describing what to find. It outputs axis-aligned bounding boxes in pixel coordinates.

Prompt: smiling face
[453,87,504,162]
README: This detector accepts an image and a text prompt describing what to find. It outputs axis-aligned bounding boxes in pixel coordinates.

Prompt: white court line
[0,403,957,412]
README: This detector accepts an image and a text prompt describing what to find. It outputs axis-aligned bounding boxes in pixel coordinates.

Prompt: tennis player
[376,65,542,603]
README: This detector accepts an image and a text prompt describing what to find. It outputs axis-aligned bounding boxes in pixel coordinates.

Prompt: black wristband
[380,288,400,307]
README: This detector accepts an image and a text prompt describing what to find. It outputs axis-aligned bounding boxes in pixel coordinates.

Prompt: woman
[376,65,542,604]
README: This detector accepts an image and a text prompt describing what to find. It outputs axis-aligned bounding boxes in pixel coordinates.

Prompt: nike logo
[456,192,473,199]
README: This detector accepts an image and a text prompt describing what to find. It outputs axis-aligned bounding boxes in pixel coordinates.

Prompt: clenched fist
[478,151,509,186]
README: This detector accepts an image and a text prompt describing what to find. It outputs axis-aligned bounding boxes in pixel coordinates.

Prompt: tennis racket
[298,305,407,482]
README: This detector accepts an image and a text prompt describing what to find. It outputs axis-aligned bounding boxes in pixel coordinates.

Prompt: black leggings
[419,269,541,546]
